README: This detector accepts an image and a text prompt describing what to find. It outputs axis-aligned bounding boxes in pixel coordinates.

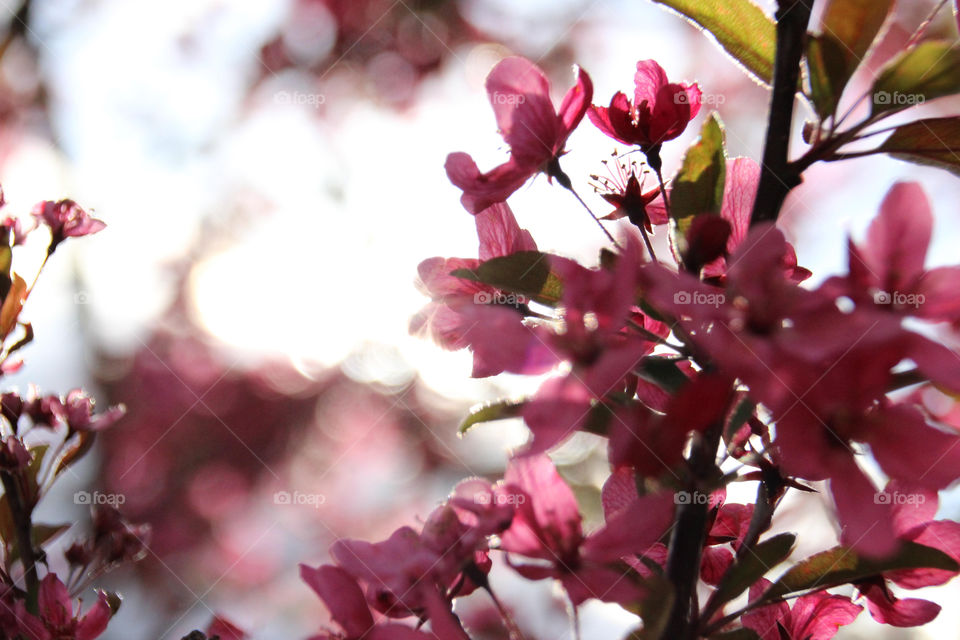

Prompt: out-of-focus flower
[31,199,105,253]
[742,578,862,640]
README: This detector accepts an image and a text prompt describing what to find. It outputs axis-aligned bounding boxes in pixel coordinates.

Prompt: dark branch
[750,0,815,226]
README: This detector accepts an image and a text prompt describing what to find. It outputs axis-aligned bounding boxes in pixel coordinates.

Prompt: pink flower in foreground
[410,202,555,377]
[853,482,960,627]
[498,454,674,606]
[15,574,112,640]
[300,564,444,640]
[31,199,106,252]
[589,60,701,159]
[824,182,960,323]
[446,57,592,213]
[743,579,862,640]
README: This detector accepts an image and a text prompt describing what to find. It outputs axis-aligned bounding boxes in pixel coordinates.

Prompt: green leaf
[712,533,796,606]
[670,114,727,241]
[650,0,775,85]
[808,0,895,120]
[766,541,959,599]
[450,251,563,306]
[31,522,70,547]
[636,357,689,394]
[821,0,893,75]
[879,117,960,176]
[459,399,525,435]
[807,35,854,119]
[871,40,960,115]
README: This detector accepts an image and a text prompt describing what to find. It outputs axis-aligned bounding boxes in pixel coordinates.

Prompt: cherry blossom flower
[742,579,862,640]
[14,574,112,640]
[824,182,960,322]
[589,60,701,162]
[446,57,593,213]
[497,454,674,606]
[410,202,555,377]
[300,564,442,640]
[31,199,106,253]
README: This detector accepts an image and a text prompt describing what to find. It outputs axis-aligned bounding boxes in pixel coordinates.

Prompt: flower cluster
[307,43,960,639]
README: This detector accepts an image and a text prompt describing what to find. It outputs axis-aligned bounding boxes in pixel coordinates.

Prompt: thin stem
[907,0,950,48]
[638,224,658,262]
[485,586,527,640]
[750,0,816,226]
[1,470,38,613]
[548,158,620,248]
[566,185,621,248]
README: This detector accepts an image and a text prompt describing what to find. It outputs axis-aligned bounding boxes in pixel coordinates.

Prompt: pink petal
[415,257,484,297]
[791,591,862,639]
[860,580,941,627]
[830,456,897,557]
[300,564,374,637]
[633,60,670,109]
[485,57,560,165]
[648,83,692,143]
[600,467,639,518]
[557,66,593,134]
[37,574,73,628]
[588,92,639,145]
[475,202,537,261]
[742,579,790,640]
[501,453,582,557]
[865,182,932,291]
[916,266,960,321]
[444,152,533,214]
[683,83,702,119]
[582,491,675,562]
[75,594,112,640]
[700,547,733,586]
[870,403,960,489]
[889,519,960,588]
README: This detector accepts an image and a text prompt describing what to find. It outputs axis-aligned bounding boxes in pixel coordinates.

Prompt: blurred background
[0,0,959,637]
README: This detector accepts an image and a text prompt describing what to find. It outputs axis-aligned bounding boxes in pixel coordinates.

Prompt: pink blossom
[523,237,658,451]
[743,579,862,640]
[14,574,113,640]
[588,60,701,157]
[824,182,960,322]
[498,454,674,606]
[410,202,555,377]
[300,564,441,640]
[446,57,592,213]
[31,199,106,253]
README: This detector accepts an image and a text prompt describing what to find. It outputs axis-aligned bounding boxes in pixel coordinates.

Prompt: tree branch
[750,0,816,226]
